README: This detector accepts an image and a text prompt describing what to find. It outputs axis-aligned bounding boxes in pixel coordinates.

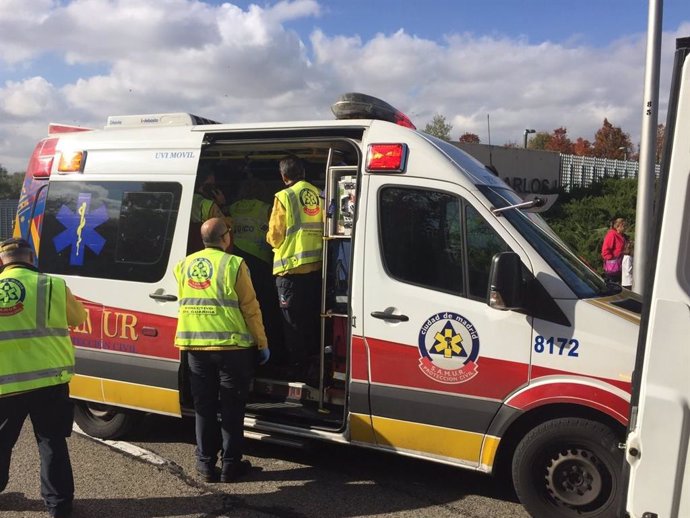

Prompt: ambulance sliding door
[359,175,532,467]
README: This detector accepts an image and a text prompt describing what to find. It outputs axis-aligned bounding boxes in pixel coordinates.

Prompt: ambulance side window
[379,187,463,294]
[39,181,181,282]
[465,205,511,300]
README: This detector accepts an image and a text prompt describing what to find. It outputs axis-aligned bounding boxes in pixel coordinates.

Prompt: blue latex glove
[258,347,270,365]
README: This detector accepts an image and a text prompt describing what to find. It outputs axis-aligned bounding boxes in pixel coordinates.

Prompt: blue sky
[0,0,688,173]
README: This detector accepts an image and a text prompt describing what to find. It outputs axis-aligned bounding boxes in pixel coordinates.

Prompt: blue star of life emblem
[53,193,108,266]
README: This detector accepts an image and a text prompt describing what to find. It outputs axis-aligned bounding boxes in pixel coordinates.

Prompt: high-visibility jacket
[272,180,323,275]
[229,199,272,264]
[191,193,216,223]
[0,267,74,396]
[174,248,254,348]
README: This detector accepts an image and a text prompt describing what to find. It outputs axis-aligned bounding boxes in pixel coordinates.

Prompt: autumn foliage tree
[592,118,633,159]
[544,127,573,153]
[458,132,480,143]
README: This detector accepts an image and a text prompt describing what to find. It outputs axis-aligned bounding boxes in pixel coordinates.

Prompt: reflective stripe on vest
[272,181,323,275]
[0,268,75,396]
[174,249,254,348]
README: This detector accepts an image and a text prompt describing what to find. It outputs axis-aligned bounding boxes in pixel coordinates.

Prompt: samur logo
[187,257,213,289]
[299,188,321,217]
[0,278,27,316]
[417,312,480,384]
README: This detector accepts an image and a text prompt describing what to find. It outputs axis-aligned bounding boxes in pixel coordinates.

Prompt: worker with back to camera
[266,155,323,383]
[174,217,269,483]
[0,237,87,518]
[228,176,286,365]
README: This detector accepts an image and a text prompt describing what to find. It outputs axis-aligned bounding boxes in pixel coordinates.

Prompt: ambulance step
[244,430,308,449]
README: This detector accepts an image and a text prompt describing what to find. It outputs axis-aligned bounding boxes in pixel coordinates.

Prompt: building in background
[0,199,18,240]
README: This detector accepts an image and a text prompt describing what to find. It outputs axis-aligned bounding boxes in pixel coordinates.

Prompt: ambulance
[624,36,690,518]
[13,92,640,518]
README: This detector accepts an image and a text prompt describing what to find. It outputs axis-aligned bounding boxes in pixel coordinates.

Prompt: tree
[423,114,453,141]
[528,132,551,150]
[458,132,480,144]
[572,137,593,157]
[592,118,633,159]
[545,127,573,154]
[656,123,665,163]
[0,165,23,200]
[543,178,638,269]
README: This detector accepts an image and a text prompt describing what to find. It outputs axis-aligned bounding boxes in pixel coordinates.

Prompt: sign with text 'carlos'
[455,143,560,194]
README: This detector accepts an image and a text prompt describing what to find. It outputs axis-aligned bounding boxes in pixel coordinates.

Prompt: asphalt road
[1,414,530,518]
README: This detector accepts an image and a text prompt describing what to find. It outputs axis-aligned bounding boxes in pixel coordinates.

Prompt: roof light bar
[331,92,416,129]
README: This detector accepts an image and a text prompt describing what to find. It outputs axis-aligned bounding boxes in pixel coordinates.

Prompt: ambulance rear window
[39,181,181,282]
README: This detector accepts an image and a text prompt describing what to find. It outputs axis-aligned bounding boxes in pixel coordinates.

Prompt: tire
[73,401,142,440]
[512,417,623,518]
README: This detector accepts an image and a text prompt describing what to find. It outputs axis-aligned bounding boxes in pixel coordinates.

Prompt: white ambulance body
[625,36,690,518]
[14,94,640,518]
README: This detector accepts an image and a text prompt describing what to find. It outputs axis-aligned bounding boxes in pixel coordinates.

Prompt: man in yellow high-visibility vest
[174,218,269,483]
[0,238,86,518]
[266,156,323,383]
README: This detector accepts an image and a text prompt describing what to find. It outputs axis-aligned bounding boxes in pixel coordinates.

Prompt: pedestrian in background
[601,217,628,284]
[266,156,323,383]
[174,218,269,483]
[0,237,86,518]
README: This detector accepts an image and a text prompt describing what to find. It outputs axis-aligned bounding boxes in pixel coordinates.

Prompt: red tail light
[27,137,58,178]
[366,143,407,172]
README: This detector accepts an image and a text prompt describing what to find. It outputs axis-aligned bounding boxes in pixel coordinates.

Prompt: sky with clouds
[0,0,688,173]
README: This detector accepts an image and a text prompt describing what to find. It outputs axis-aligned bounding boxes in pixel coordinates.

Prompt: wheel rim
[84,403,117,421]
[545,448,607,508]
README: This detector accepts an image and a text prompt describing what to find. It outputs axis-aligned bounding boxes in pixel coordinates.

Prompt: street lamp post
[618,146,628,161]
[524,129,536,149]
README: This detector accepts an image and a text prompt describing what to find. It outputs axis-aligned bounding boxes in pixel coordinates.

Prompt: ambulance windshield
[478,185,612,299]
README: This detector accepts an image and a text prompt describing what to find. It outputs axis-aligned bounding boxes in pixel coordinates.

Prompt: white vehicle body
[625,36,690,518]
[14,95,640,518]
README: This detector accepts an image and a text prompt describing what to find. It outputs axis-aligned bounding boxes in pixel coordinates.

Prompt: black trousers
[187,349,255,469]
[275,271,321,369]
[0,383,74,510]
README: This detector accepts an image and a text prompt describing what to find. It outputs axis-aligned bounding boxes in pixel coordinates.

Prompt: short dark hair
[279,156,305,181]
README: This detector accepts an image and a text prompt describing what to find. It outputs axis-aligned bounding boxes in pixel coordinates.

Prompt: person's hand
[258,347,270,365]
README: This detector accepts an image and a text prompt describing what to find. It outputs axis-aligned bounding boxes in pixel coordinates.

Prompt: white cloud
[0,0,687,173]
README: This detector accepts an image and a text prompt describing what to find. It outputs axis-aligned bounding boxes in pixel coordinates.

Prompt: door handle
[370,311,409,322]
[149,293,178,302]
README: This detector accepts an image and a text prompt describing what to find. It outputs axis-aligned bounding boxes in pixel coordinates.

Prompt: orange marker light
[57,150,85,173]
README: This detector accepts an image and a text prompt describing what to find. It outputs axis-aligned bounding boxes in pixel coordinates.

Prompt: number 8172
[534,336,579,357]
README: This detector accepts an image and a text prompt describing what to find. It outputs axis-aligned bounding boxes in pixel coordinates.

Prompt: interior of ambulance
[183,133,362,430]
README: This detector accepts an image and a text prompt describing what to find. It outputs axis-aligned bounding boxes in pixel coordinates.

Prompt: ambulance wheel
[74,401,142,440]
[512,417,622,518]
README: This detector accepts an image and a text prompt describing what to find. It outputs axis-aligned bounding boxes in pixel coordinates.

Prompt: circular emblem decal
[417,312,480,384]
[299,188,321,217]
[187,257,213,289]
[0,278,27,316]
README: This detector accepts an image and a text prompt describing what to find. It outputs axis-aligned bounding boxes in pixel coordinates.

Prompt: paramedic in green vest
[192,169,226,224]
[0,238,86,518]
[266,156,323,381]
[229,178,285,364]
[174,217,269,483]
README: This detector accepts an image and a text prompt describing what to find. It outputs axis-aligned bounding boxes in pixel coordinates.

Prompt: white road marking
[72,424,169,466]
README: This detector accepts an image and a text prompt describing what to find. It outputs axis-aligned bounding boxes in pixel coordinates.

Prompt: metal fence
[0,199,18,240]
[559,154,660,191]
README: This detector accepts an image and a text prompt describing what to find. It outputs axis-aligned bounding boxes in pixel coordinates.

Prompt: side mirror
[488,252,524,310]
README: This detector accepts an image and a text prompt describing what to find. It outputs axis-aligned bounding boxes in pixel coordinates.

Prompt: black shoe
[47,502,73,518]
[220,460,252,482]
[196,465,219,483]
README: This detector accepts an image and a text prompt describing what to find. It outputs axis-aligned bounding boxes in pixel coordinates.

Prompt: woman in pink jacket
[601,217,627,283]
